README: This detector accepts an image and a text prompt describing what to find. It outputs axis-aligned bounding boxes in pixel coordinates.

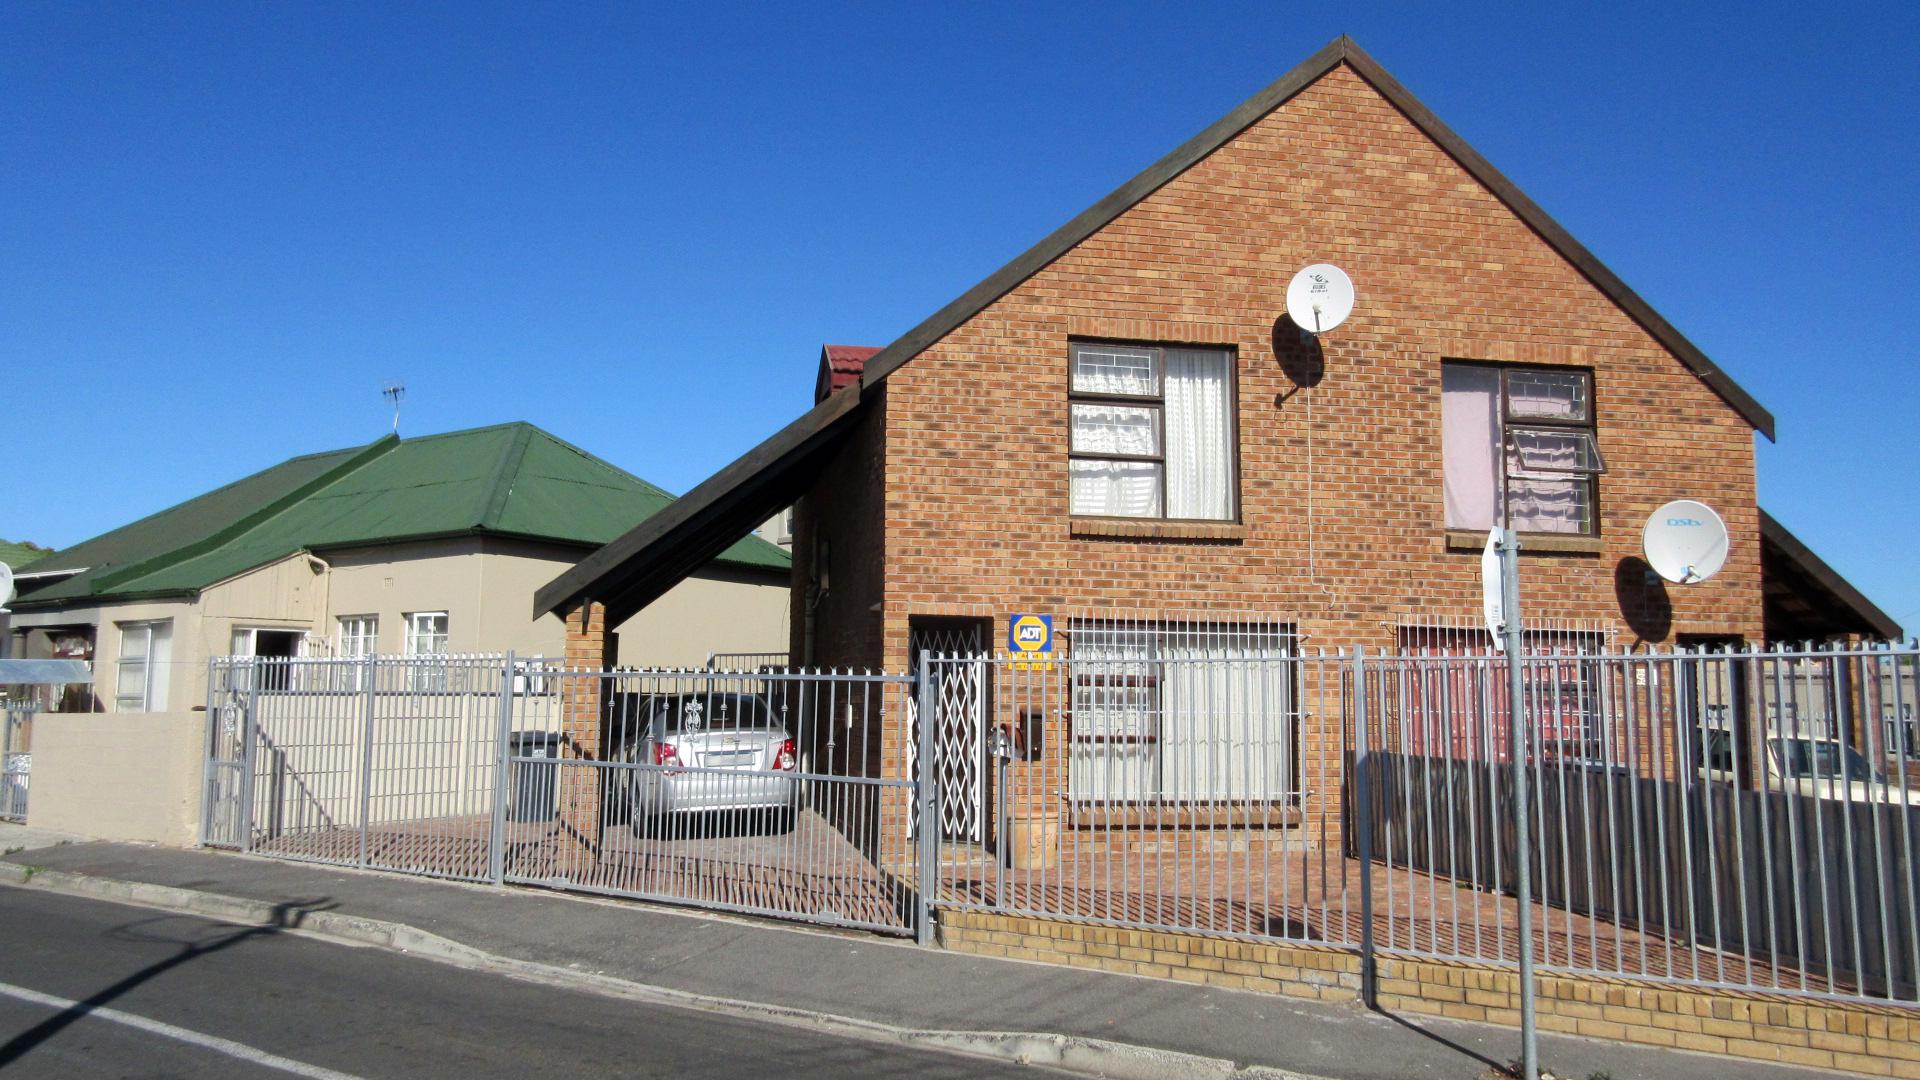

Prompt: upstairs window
[1069,342,1235,521]
[1442,363,1603,535]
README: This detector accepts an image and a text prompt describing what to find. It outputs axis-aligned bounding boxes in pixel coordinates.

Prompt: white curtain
[1442,365,1501,529]
[1070,460,1161,516]
[1067,630,1158,802]
[1163,348,1232,519]
[1158,634,1291,801]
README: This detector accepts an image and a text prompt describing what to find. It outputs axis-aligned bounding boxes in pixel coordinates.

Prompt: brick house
[535,38,1891,833]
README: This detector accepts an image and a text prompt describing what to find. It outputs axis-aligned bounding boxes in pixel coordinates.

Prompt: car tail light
[653,742,682,768]
[772,739,796,771]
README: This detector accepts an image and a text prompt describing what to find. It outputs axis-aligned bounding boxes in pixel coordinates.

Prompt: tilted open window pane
[1071,345,1158,397]
[1070,459,1162,517]
[1507,368,1590,422]
[1507,428,1604,476]
[1070,403,1159,456]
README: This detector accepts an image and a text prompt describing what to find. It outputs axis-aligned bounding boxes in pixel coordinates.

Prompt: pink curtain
[1442,365,1501,529]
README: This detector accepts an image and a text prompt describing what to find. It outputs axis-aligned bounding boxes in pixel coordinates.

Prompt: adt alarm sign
[1008,614,1053,654]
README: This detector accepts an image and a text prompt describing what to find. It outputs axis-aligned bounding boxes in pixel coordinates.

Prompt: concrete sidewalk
[0,828,1851,1080]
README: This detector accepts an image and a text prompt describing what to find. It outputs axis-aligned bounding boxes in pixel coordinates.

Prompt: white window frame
[337,615,379,659]
[403,612,451,693]
[403,612,449,657]
[115,620,173,712]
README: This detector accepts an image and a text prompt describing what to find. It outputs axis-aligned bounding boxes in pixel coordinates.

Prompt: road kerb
[0,862,1323,1080]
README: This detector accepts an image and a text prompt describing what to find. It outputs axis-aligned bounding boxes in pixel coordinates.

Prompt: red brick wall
[864,61,1763,671]
[790,392,890,672]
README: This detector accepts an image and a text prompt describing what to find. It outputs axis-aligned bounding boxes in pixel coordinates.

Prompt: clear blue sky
[3,3,1915,630]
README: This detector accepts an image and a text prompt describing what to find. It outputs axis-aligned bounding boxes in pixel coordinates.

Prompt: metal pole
[1501,528,1539,1078]
[488,652,516,885]
[358,653,377,869]
[1353,645,1377,1007]
[241,659,261,853]
[915,650,940,946]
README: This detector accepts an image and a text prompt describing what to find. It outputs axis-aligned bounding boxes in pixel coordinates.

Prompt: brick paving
[250,812,1870,998]
[933,838,1863,998]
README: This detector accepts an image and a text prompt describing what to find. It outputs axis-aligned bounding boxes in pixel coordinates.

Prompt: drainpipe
[306,552,332,653]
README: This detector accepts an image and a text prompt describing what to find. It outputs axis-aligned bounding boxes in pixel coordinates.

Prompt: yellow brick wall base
[937,910,1920,1078]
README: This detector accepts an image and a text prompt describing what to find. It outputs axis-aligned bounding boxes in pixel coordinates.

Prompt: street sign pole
[1499,527,1539,1078]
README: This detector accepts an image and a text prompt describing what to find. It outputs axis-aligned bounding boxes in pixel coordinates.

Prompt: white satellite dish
[1286,263,1355,334]
[1643,500,1729,585]
[0,562,12,610]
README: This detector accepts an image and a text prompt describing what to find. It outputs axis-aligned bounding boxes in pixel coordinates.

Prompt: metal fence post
[358,653,377,869]
[1353,645,1377,1007]
[1500,527,1539,1080]
[240,659,261,853]
[488,652,516,885]
[915,650,940,946]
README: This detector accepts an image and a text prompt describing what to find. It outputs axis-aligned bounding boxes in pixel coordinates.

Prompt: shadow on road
[0,896,338,1068]
[1373,1006,1507,1074]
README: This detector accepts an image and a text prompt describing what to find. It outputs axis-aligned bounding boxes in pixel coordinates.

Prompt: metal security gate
[908,621,988,843]
[1,700,34,823]
[200,660,251,847]
[203,655,924,935]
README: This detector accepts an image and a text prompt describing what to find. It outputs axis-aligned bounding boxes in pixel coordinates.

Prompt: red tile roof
[816,344,882,402]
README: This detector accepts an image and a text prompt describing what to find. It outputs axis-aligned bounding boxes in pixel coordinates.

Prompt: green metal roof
[10,422,788,608]
[0,540,52,569]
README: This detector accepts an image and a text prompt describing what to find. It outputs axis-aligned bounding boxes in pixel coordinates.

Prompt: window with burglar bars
[1442,362,1604,535]
[1393,624,1607,764]
[1065,619,1295,803]
[1068,341,1236,521]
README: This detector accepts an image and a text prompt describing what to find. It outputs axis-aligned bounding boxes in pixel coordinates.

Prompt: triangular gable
[857,35,1771,437]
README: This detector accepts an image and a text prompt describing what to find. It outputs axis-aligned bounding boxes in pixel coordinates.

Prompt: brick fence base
[937,909,1920,1077]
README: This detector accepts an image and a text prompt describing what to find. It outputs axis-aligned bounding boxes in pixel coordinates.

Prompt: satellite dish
[1643,500,1729,585]
[1286,263,1355,334]
[0,562,12,609]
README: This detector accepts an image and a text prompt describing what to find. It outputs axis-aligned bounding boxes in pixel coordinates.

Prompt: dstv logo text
[1008,614,1053,654]
[1665,517,1704,527]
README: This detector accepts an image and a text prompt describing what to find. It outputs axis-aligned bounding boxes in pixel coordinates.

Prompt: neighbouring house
[6,422,790,713]
[529,39,1895,817]
[0,539,54,660]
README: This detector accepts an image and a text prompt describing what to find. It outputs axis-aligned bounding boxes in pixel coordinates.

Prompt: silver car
[615,692,799,835]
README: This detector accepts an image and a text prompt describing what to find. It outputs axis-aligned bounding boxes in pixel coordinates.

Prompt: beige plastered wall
[27,710,206,845]
[7,537,793,710]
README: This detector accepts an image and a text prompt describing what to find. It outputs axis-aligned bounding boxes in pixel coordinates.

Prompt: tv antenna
[1642,499,1729,584]
[382,382,406,434]
[1286,263,1355,335]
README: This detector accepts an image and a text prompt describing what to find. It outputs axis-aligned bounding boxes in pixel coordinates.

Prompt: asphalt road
[0,886,1054,1079]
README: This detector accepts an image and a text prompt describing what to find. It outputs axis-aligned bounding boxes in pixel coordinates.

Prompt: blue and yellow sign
[1009,614,1053,669]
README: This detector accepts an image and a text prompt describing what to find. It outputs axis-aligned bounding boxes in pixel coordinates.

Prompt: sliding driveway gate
[204,655,921,934]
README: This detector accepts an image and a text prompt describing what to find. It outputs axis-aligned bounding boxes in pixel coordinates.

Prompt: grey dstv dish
[1286,263,1355,334]
[0,562,11,609]
[1643,499,1729,585]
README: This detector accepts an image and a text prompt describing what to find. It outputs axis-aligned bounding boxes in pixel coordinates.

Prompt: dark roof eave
[535,386,863,617]
[1760,509,1900,639]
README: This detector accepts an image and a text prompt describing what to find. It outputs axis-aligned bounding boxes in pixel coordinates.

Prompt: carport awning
[534,388,867,626]
[1761,509,1900,641]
